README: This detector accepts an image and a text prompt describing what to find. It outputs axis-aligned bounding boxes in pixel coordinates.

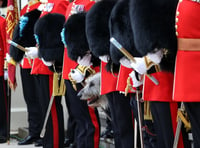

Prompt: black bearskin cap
[109,0,141,65]
[1,0,7,8]
[129,0,178,72]
[86,0,116,58]
[9,9,41,62]
[129,0,178,56]
[64,12,89,61]
[34,13,65,63]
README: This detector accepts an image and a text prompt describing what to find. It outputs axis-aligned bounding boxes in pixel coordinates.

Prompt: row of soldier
[0,0,199,148]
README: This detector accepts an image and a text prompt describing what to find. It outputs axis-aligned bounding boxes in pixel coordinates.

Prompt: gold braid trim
[53,73,66,96]
[144,101,153,120]
[125,76,135,96]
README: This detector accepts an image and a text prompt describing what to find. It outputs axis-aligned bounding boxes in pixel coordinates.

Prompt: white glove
[4,70,8,80]
[129,71,143,88]
[99,55,110,63]
[70,69,85,83]
[25,47,38,59]
[119,57,131,68]
[147,49,163,64]
[41,58,54,66]
[6,53,11,63]
[37,4,45,11]
[77,54,92,66]
[130,57,147,75]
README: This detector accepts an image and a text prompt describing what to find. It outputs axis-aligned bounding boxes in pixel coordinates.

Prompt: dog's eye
[89,82,94,88]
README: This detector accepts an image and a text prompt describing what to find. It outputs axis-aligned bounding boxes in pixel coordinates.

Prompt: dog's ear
[34,13,65,63]
[109,0,141,65]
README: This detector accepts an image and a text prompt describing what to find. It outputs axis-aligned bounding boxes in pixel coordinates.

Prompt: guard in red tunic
[23,1,69,148]
[9,7,43,146]
[0,15,8,144]
[86,0,135,148]
[173,0,200,147]
[109,0,157,147]
[129,0,187,147]
[62,0,100,148]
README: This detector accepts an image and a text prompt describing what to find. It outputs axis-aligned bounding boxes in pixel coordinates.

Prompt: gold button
[176,18,179,22]
[175,25,178,29]
[176,11,180,16]
[176,32,179,36]
[179,0,183,2]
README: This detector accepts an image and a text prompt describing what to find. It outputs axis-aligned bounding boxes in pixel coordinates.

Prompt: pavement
[0,138,41,148]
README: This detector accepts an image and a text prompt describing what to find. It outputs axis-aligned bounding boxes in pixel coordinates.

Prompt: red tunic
[116,65,136,93]
[100,61,118,95]
[0,16,7,76]
[62,0,95,80]
[173,0,200,102]
[143,72,174,102]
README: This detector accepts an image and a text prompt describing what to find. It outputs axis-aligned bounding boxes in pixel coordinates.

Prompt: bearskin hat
[129,0,178,71]
[1,0,7,8]
[109,0,141,65]
[9,9,41,62]
[85,0,116,58]
[64,12,89,61]
[34,13,65,63]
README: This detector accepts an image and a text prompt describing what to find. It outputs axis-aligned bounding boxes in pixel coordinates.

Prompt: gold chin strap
[53,73,66,96]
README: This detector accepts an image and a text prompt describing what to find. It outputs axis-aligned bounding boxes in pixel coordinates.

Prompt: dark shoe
[64,138,73,147]
[34,138,43,147]
[18,135,39,145]
[0,136,7,143]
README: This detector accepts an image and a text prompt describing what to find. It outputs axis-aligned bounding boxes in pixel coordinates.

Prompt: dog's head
[77,72,108,108]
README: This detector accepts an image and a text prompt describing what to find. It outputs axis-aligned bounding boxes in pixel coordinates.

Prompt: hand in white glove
[130,57,148,75]
[4,70,8,80]
[119,57,131,68]
[147,49,163,64]
[70,69,85,83]
[41,58,54,66]
[6,53,11,63]
[129,71,143,88]
[25,47,38,59]
[99,55,110,63]
[77,54,92,66]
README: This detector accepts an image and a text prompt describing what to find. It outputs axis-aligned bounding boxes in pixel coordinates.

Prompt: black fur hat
[64,12,89,61]
[9,9,41,62]
[109,0,141,65]
[129,0,178,56]
[86,0,116,58]
[34,13,65,63]
[129,0,178,72]
[1,0,7,8]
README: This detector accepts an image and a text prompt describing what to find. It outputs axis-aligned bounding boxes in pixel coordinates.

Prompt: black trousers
[184,102,200,148]
[64,80,100,148]
[0,76,7,138]
[106,91,134,148]
[20,68,43,137]
[150,102,174,148]
[35,74,64,148]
